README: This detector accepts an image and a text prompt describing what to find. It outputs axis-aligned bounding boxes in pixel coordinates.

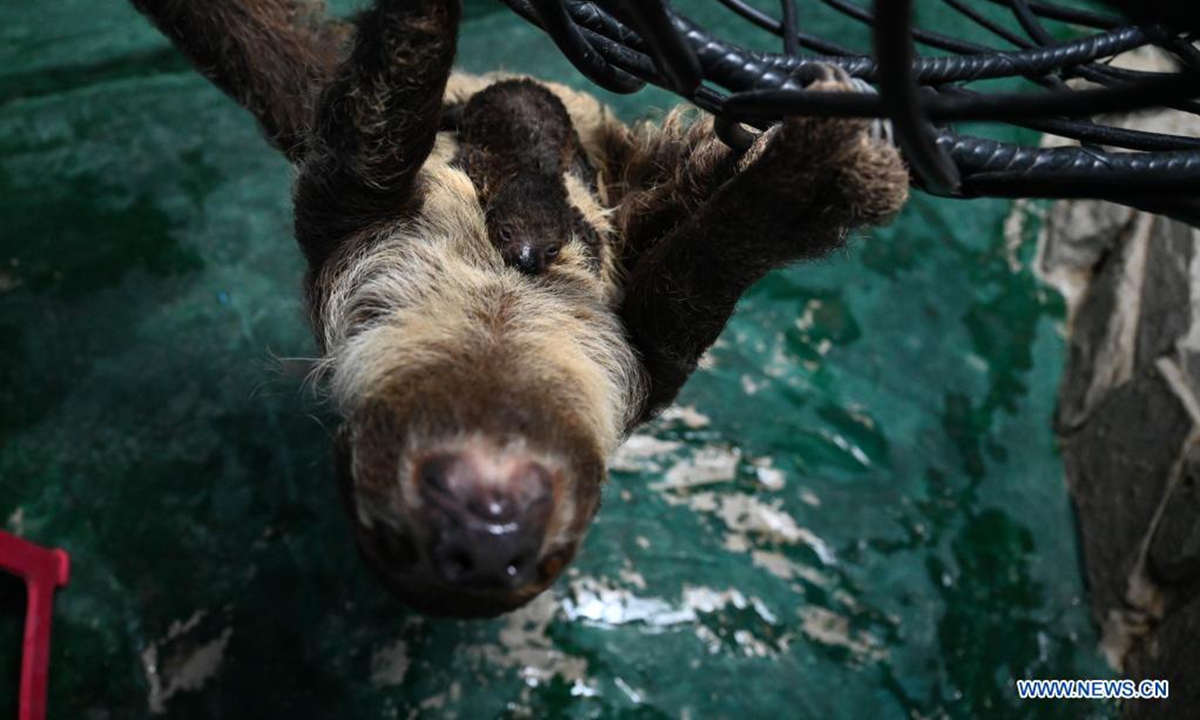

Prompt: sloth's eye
[544,245,561,259]
[497,226,515,245]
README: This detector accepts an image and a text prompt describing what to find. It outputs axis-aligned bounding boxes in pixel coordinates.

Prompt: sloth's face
[314,81,641,615]
[336,419,602,617]
[326,286,635,617]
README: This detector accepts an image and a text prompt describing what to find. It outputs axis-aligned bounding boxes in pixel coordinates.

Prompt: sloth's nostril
[446,549,473,578]
[513,244,543,276]
[419,452,463,497]
[418,452,553,589]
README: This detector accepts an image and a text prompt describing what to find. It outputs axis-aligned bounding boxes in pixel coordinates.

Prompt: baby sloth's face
[455,79,604,278]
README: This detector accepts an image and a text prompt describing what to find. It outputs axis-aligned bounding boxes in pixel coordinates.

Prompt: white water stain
[562,576,690,627]
[798,606,886,662]
[562,576,783,658]
[747,552,884,663]
[613,676,645,704]
[664,487,836,566]
[467,593,588,685]
[795,300,822,331]
[5,506,24,534]
[618,563,647,590]
[370,639,411,687]
[141,611,233,714]
[570,678,601,698]
[658,405,711,429]
[740,374,767,395]
[750,549,829,588]
[825,430,872,468]
[651,447,740,491]
[718,494,832,560]
[752,460,786,491]
[611,433,682,472]
[405,682,461,720]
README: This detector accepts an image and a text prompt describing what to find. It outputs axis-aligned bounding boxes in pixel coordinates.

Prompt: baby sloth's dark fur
[130,0,909,617]
[456,80,604,276]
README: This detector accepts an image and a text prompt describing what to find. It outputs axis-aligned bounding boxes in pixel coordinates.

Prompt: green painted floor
[1,1,1117,718]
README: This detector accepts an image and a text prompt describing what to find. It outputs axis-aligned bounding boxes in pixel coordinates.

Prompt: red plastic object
[0,531,70,720]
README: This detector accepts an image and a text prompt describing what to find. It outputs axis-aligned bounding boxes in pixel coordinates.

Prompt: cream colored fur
[315,157,644,463]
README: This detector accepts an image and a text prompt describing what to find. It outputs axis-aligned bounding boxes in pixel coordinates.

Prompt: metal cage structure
[499,0,1200,225]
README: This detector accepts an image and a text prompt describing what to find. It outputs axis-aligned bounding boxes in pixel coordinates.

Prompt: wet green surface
[1,1,1116,718]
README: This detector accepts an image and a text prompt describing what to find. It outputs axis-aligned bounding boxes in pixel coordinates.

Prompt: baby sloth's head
[454,79,606,278]
[314,158,640,617]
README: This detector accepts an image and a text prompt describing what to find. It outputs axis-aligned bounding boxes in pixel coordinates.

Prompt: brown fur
[129,0,351,161]
[129,0,909,617]
[456,80,605,275]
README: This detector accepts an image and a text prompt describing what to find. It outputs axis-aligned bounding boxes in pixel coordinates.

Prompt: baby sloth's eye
[496,226,515,245]
[544,244,561,259]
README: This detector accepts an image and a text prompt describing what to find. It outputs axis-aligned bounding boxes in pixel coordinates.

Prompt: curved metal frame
[500,0,1200,224]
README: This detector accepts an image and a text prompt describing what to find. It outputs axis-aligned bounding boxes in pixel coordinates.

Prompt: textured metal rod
[780,0,800,56]
[523,0,644,93]
[596,0,701,94]
[873,0,961,193]
[497,0,1200,208]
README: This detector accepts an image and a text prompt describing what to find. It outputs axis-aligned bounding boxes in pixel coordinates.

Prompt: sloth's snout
[511,243,543,276]
[503,239,560,276]
[417,451,553,590]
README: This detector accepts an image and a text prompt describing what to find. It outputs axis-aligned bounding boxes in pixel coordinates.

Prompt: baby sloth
[454,79,605,276]
[130,0,908,617]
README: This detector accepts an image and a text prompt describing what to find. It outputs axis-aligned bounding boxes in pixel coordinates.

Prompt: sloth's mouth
[355,524,576,618]
[413,449,556,590]
[337,430,582,617]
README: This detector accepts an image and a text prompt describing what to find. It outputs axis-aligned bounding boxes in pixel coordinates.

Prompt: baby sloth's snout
[417,451,554,591]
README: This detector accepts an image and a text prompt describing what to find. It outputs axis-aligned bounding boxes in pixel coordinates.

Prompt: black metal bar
[1009,0,1055,44]
[711,0,857,55]
[943,134,1200,190]
[780,0,800,57]
[873,0,961,193]
[819,0,1010,56]
[938,0,1033,49]
[1004,0,1161,97]
[749,26,1153,84]
[595,0,701,94]
[979,0,1122,30]
[723,73,1200,122]
[928,71,1200,121]
[522,0,644,93]
[496,0,1200,218]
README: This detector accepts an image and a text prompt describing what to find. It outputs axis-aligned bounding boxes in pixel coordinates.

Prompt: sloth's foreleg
[612,116,742,273]
[128,0,350,162]
[295,0,461,266]
[619,109,909,419]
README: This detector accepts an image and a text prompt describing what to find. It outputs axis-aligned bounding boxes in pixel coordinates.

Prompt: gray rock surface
[1039,201,1200,717]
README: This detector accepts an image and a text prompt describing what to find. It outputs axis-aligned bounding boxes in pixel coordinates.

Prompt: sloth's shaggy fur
[130,0,909,617]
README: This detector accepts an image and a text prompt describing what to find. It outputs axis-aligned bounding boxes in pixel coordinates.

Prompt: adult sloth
[129,0,908,617]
